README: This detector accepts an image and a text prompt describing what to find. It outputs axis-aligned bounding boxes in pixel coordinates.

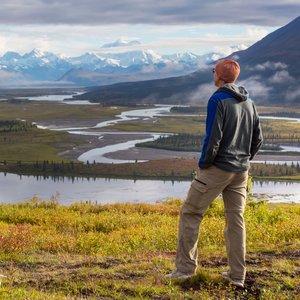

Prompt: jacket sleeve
[198,95,223,169]
[250,103,263,160]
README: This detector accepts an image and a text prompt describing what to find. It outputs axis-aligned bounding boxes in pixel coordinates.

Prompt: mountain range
[77,16,300,105]
[0,45,217,87]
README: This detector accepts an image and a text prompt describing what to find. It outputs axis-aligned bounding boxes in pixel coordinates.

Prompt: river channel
[31,96,300,165]
[3,93,299,204]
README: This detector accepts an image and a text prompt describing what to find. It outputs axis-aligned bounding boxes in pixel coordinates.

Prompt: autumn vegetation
[0,197,298,299]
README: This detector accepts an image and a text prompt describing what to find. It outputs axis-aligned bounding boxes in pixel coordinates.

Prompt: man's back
[199,83,263,172]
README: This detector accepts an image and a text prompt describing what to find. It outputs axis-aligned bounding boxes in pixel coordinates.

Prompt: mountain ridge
[76,16,300,105]
[0,47,211,86]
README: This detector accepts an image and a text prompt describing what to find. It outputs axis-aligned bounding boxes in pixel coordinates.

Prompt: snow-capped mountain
[68,52,121,70]
[164,52,203,64]
[0,48,72,81]
[99,49,166,68]
[1,51,22,62]
[0,43,226,86]
[59,49,208,85]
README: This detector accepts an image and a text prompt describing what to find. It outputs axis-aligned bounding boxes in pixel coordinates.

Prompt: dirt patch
[199,256,227,268]
[176,250,300,299]
[177,268,291,300]
[4,249,300,298]
[258,249,300,260]
[69,258,124,270]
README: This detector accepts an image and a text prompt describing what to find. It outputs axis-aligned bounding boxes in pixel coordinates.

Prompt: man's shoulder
[208,92,234,109]
[211,90,234,101]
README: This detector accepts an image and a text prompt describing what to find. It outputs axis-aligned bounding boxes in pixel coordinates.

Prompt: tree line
[136,134,204,152]
[0,120,36,132]
[250,162,300,177]
[136,133,298,152]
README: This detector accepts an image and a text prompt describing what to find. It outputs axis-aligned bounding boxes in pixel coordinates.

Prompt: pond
[0,173,299,205]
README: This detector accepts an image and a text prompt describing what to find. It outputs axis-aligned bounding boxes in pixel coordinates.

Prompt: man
[166,59,263,288]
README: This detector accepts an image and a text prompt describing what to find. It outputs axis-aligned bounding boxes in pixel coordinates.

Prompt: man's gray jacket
[199,83,263,172]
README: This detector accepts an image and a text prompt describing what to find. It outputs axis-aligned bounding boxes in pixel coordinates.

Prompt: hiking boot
[221,271,244,288]
[165,270,195,279]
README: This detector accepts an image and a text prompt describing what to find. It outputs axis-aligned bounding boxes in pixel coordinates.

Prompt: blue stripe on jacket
[198,91,232,168]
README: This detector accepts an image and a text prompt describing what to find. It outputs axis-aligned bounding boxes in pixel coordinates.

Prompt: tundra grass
[107,108,300,142]
[0,199,299,299]
[257,106,300,114]
[0,127,81,162]
[0,102,131,124]
[110,115,206,134]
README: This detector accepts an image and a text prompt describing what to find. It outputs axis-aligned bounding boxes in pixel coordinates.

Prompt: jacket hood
[216,83,249,102]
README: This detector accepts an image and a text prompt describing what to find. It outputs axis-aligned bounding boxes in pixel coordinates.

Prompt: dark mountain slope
[230,16,300,77]
[77,69,212,105]
[78,16,300,105]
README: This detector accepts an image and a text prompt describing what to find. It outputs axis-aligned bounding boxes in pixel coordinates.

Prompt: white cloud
[230,54,240,61]
[0,35,7,53]
[268,70,294,84]
[188,83,216,104]
[245,27,269,42]
[0,70,22,80]
[285,87,300,102]
[0,23,274,57]
[238,76,272,99]
[248,61,288,71]
[0,70,73,86]
[210,44,248,61]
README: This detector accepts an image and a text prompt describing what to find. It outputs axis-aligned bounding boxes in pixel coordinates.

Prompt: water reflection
[252,180,300,202]
[0,173,299,205]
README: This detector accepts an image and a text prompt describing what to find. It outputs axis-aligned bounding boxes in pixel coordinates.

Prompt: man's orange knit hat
[215,59,240,83]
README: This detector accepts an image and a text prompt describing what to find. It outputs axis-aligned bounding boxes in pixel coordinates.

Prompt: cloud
[101,39,141,48]
[285,87,300,102]
[96,37,253,55]
[268,70,294,84]
[187,73,275,104]
[245,27,270,41]
[210,44,248,61]
[247,61,288,71]
[0,1,299,26]
[187,83,216,104]
[0,70,23,80]
[238,76,272,99]
[0,70,73,87]
[0,23,274,57]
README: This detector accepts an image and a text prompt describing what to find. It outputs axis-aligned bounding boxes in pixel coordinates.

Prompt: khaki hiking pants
[175,165,248,282]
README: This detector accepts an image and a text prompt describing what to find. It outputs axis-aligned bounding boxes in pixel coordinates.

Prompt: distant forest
[250,162,300,177]
[0,158,299,180]
[136,134,203,152]
[136,133,296,152]
[170,106,206,114]
[0,120,36,132]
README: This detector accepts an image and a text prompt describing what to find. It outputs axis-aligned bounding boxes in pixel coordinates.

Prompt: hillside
[0,200,299,298]
[77,16,300,105]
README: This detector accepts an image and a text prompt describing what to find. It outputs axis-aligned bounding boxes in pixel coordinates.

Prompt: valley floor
[0,101,299,181]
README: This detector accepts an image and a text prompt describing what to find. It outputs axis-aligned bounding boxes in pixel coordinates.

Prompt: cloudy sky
[0,1,299,57]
